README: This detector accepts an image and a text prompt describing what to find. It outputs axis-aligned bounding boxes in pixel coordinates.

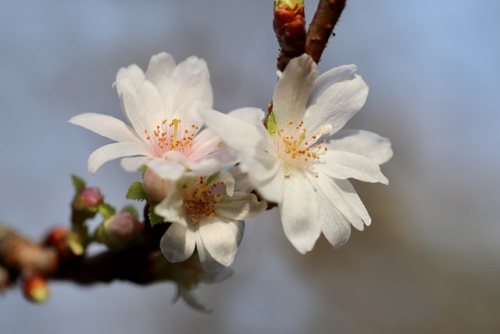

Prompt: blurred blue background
[1,0,499,333]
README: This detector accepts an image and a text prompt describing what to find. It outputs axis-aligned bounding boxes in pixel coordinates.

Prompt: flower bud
[96,213,143,248]
[72,187,103,211]
[142,169,170,202]
[22,275,50,304]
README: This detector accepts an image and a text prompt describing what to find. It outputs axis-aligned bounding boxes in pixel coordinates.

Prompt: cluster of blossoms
[70,52,391,299]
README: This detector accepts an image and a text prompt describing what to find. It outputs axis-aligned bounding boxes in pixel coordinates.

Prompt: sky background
[1,0,500,333]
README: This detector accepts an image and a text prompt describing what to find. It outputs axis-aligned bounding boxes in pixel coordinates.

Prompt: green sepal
[206,172,220,184]
[148,203,164,226]
[99,202,116,221]
[139,165,148,178]
[126,182,146,202]
[121,205,139,219]
[71,175,86,194]
[267,111,277,136]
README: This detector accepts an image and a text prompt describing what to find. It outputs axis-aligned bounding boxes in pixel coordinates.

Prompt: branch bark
[305,0,346,64]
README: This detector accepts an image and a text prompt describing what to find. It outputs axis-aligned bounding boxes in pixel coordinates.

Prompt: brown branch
[0,219,170,291]
[305,0,346,64]
[274,3,306,72]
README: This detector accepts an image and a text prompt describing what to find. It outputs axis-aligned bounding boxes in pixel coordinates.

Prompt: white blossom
[200,54,392,253]
[69,52,236,180]
[156,168,266,271]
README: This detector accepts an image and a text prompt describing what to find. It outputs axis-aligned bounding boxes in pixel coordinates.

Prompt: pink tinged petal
[145,52,176,88]
[215,193,266,220]
[273,54,318,126]
[227,107,266,126]
[328,129,393,165]
[315,176,365,231]
[314,150,389,184]
[69,113,140,143]
[279,172,321,254]
[316,187,352,248]
[195,233,227,272]
[147,158,186,181]
[115,75,165,136]
[305,65,369,135]
[87,142,150,174]
[188,129,221,161]
[199,217,244,267]
[160,224,196,263]
[120,156,151,172]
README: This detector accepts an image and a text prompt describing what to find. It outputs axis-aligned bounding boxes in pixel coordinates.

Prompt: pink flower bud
[100,213,143,247]
[142,169,170,202]
[72,187,103,211]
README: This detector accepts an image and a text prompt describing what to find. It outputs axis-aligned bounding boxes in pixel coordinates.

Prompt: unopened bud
[43,227,74,260]
[72,187,103,211]
[22,275,50,304]
[142,169,170,202]
[96,213,143,248]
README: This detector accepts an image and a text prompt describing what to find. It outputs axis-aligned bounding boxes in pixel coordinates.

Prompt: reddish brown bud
[22,275,50,304]
[273,0,306,71]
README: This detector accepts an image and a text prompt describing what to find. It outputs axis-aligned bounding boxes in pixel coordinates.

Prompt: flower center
[183,177,225,224]
[144,119,200,157]
[270,120,328,178]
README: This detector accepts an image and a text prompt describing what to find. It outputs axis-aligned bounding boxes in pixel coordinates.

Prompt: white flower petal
[273,54,318,126]
[334,179,372,226]
[328,129,393,165]
[147,158,186,180]
[69,113,140,143]
[305,65,368,135]
[155,186,189,226]
[160,224,196,263]
[199,108,270,154]
[177,287,211,313]
[244,155,284,204]
[87,142,150,174]
[195,233,228,272]
[120,156,151,172]
[315,176,365,231]
[215,193,266,220]
[199,217,244,267]
[115,74,165,135]
[316,188,352,248]
[145,52,176,88]
[279,171,321,254]
[314,150,389,184]
[227,107,266,126]
[229,166,254,193]
[218,170,235,197]
[170,57,212,125]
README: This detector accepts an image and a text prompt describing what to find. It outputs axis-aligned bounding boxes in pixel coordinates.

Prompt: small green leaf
[126,182,146,201]
[267,111,277,136]
[71,175,86,193]
[99,203,116,220]
[206,172,220,184]
[149,203,164,226]
[121,205,139,219]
